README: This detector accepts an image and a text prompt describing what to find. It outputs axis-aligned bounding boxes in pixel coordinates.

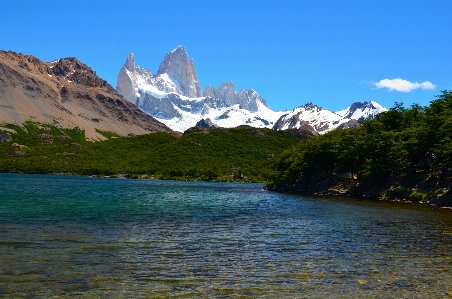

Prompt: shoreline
[265,188,452,208]
[270,188,452,210]
[2,170,452,209]
[0,170,259,183]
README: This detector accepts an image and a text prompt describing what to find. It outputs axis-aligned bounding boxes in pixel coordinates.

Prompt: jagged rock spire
[116,53,137,103]
[124,53,135,71]
[157,46,203,98]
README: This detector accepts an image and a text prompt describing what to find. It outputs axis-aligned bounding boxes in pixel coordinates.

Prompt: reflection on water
[1,173,452,298]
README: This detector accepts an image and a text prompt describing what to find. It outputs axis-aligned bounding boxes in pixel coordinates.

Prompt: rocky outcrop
[337,119,360,130]
[137,93,203,121]
[124,53,135,72]
[157,46,203,98]
[273,113,317,135]
[50,57,110,89]
[137,93,183,119]
[203,82,267,112]
[0,50,171,139]
[116,53,138,104]
[194,118,217,128]
[0,134,12,142]
[8,150,26,156]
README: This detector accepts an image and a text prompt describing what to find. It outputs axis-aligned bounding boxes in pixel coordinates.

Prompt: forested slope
[0,123,310,182]
[266,91,452,206]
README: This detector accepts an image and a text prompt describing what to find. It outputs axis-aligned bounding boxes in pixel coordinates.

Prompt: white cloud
[374,78,436,92]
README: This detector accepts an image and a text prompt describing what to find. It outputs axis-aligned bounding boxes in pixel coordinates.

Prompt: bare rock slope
[0,50,171,139]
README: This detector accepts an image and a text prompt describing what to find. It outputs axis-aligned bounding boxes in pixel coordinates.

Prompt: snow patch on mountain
[272,103,352,133]
[142,101,286,133]
[336,101,387,121]
[117,46,388,134]
[117,46,280,132]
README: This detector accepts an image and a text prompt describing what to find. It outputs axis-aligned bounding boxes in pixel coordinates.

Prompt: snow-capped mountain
[336,101,387,121]
[272,103,360,133]
[116,46,282,132]
[116,46,387,133]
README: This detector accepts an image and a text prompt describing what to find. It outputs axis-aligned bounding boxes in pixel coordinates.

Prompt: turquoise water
[1,173,452,298]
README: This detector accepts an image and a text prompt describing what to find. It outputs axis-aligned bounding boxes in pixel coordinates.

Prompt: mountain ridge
[116,47,281,132]
[336,101,387,120]
[116,46,388,133]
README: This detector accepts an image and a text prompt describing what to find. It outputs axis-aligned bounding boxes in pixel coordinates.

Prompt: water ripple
[0,174,452,298]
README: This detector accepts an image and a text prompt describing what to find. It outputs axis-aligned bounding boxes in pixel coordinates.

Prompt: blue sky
[1,0,451,111]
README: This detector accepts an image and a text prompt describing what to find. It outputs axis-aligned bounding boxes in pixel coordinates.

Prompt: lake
[1,173,451,298]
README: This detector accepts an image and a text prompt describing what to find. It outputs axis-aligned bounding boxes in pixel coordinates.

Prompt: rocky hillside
[0,50,171,139]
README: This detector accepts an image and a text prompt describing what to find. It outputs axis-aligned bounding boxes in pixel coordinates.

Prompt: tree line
[266,91,452,206]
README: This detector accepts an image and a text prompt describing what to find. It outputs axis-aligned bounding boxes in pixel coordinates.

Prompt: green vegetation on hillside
[0,122,310,182]
[4,92,452,205]
[266,91,452,206]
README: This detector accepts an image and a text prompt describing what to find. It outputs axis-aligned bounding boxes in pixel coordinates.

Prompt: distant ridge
[116,46,388,134]
[336,101,388,121]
